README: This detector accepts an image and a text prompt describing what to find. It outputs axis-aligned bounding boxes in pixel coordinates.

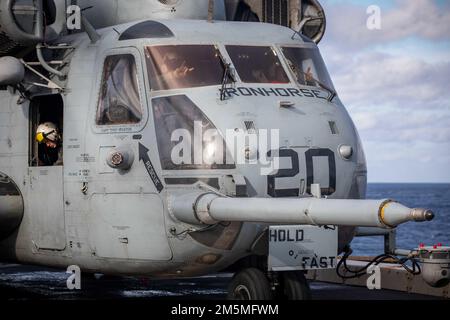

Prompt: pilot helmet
[36,122,61,144]
[163,51,183,69]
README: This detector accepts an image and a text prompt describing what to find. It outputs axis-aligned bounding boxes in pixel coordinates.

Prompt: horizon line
[368,182,450,184]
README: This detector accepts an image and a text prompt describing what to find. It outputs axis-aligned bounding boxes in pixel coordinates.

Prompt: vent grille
[244,121,257,133]
[262,0,290,27]
[329,121,339,135]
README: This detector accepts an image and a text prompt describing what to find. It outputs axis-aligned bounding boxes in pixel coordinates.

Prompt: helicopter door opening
[27,94,65,251]
[29,95,64,167]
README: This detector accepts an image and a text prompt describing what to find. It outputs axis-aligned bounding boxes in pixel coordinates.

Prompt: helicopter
[0,0,435,300]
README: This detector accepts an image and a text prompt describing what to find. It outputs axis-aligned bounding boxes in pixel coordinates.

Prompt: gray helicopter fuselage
[0,19,367,277]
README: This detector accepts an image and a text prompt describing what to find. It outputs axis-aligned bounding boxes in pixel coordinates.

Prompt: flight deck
[0,263,446,300]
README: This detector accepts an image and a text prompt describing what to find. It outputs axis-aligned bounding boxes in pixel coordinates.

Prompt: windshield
[226,46,290,84]
[145,45,226,90]
[281,47,334,90]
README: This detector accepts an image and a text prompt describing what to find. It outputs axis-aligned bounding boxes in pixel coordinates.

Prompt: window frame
[144,44,230,92]
[224,44,291,85]
[278,44,335,91]
[92,47,148,134]
[151,94,236,171]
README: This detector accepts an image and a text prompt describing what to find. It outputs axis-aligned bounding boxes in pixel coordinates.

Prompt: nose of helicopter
[210,95,364,199]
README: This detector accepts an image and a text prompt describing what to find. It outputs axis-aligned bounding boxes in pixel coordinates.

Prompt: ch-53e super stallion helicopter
[0,0,437,300]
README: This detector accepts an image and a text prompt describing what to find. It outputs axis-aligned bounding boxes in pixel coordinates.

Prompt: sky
[318,0,450,183]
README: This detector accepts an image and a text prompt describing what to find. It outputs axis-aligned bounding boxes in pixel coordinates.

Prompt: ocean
[351,183,450,256]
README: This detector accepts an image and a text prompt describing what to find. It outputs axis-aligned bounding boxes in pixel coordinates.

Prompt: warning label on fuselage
[268,225,338,271]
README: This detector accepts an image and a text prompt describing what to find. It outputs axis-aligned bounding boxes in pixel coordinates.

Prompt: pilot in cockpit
[160,51,195,83]
[304,66,318,86]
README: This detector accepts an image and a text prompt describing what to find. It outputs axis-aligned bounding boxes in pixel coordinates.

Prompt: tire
[277,272,311,300]
[227,268,273,300]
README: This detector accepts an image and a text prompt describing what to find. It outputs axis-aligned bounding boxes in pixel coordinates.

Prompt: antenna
[74,0,100,43]
[80,14,100,43]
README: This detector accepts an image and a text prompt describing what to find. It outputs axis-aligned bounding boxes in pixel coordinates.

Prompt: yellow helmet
[36,122,61,144]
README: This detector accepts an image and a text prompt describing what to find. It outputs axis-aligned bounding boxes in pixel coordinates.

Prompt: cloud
[364,139,450,182]
[382,0,450,41]
[351,112,378,131]
[322,0,450,50]
[331,52,450,110]
[318,0,450,182]
[352,109,450,143]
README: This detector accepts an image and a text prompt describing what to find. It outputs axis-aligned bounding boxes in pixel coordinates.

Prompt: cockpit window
[281,47,334,90]
[152,95,235,170]
[225,46,289,84]
[145,45,226,90]
[97,54,143,126]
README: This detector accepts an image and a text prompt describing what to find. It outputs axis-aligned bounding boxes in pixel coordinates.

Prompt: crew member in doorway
[36,122,63,166]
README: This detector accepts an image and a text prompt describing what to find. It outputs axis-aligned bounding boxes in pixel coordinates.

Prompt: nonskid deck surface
[0,263,442,300]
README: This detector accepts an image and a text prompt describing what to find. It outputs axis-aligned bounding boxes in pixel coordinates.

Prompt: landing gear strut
[227,268,311,300]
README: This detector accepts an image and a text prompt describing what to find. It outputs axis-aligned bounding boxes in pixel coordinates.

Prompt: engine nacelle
[0,0,227,56]
[0,56,25,86]
[0,0,66,56]
[77,0,226,29]
[0,0,327,57]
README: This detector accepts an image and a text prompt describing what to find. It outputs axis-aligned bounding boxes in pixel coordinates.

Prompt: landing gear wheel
[276,272,311,300]
[227,268,273,300]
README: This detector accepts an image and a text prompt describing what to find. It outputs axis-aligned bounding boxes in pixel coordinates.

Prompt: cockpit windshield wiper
[316,80,337,102]
[214,45,236,101]
[299,70,337,102]
[220,62,234,101]
[289,63,337,102]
